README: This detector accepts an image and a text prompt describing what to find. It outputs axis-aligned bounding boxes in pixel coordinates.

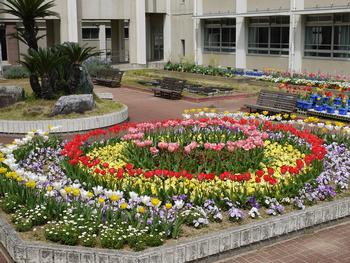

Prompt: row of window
[203,14,350,59]
[82,27,129,40]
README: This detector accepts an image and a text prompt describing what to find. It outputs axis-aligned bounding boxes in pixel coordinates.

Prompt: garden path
[219,221,350,263]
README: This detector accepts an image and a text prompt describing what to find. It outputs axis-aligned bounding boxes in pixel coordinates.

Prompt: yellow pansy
[120,202,128,209]
[25,180,36,189]
[72,188,80,197]
[151,198,161,207]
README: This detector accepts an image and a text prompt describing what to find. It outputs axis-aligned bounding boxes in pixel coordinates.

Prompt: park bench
[245,90,298,114]
[92,69,124,88]
[153,77,187,99]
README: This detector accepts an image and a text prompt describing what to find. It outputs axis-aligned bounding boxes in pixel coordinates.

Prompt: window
[248,16,289,55]
[82,28,99,40]
[106,28,111,39]
[305,14,350,58]
[204,19,236,52]
[181,39,185,56]
[124,27,129,39]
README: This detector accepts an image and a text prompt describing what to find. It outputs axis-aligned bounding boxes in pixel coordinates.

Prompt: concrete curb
[0,197,349,263]
[0,105,128,134]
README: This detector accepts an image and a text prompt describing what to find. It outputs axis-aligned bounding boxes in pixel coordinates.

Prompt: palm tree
[0,0,58,51]
[60,42,101,94]
[21,48,64,99]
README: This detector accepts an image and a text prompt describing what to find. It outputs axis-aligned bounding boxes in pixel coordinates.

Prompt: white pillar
[164,0,172,62]
[289,14,302,73]
[289,0,304,73]
[236,17,247,69]
[99,24,107,60]
[194,0,203,65]
[134,0,147,65]
[66,0,79,43]
[235,1,247,69]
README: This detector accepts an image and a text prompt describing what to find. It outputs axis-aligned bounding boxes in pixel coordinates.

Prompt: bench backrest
[161,77,187,91]
[257,90,297,111]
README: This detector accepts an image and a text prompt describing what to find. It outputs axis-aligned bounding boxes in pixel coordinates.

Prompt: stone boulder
[51,94,95,116]
[0,86,25,108]
[0,94,15,108]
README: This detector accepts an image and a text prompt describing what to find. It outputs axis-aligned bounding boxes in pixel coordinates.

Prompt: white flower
[92,186,104,196]
[174,200,184,210]
[129,191,139,201]
[141,195,150,205]
[248,207,260,218]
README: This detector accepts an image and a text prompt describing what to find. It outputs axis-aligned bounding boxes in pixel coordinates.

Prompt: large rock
[51,94,95,116]
[0,86,24,102]
[0,94,16,108]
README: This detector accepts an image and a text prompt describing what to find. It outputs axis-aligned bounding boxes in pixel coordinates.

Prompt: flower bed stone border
[0,105,128,134]
[0,197,348,263]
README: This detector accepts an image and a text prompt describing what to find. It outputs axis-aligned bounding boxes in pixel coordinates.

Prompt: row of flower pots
[297,95,350,115]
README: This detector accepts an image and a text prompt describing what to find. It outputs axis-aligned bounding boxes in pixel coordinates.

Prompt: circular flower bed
[0,112,349,251]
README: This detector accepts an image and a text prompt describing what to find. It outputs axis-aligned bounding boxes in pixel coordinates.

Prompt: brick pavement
[218,221,350,263]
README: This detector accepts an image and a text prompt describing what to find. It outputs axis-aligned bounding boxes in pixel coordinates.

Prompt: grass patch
[123,69,274,94]
[0,79,123,121]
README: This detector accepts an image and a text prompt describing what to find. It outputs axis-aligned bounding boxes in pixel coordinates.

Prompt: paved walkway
[219,221,350,263]
[95,86,256,123]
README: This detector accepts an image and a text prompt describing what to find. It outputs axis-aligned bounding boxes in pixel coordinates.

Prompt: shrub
[3,66,29,79]
[84,57,112,77]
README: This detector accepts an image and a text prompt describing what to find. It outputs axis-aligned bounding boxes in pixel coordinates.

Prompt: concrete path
[95,86,256,123]
[219,221,350,263]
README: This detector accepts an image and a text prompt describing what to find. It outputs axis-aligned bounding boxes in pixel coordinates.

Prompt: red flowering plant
[60,115,326,206]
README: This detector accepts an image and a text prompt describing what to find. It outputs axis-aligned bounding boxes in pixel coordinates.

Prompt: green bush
[84,57,112,77]
[164,62,235,78]
[3,66,29,79]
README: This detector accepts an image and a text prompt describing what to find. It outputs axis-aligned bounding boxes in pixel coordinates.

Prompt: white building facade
[1,0,350,74]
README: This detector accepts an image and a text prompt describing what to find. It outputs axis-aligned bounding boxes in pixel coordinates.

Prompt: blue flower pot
[322,97,330,104]
[304,101,313,110]
[297,100,304,109]
[314,105,324,111]
[334,97,341,105]
[326,106,335,114]
[310,94,318,104]
[338,107,349,115]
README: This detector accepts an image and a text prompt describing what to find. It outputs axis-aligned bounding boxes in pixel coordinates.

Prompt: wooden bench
[92,69,124,88]
[245,90,298,114]
[153,77,187,100]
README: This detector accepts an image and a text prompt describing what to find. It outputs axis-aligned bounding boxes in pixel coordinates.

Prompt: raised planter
[0,105,128,134]
[0,197,349,263]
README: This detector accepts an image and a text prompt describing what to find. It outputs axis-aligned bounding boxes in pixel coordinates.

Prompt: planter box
[0,197,349,263]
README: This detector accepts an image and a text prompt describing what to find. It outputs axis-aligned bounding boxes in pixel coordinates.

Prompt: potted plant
[334,96,342,105]
[326,97,336,114]
[303,94,313,110]
[338,98,349,115]
[314,97,324,111]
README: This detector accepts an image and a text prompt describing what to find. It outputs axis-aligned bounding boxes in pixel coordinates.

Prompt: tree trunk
[68,64,81,94]
[23,20,39,51]
[41,74,54,100]
[29,74,42,98]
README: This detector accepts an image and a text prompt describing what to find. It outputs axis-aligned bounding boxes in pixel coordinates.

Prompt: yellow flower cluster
[0,152,5,163]
[86,142,128,170]
[262,141,305,178]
